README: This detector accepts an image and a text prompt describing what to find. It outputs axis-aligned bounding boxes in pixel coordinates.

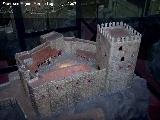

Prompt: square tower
[96,22,142,93]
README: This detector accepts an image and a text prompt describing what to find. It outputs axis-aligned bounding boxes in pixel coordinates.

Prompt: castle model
[15,22,141,117]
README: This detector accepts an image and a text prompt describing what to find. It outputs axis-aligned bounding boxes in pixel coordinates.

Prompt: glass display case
[0,1,160,119]
[20,0,76,33]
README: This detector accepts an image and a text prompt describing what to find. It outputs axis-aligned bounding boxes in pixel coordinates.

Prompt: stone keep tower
[96,22,142,93]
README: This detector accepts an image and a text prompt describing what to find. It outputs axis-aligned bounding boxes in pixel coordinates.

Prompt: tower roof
[108,27,130,38]
[97,22,142,43]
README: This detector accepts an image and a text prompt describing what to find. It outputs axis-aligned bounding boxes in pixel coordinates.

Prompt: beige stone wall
[97,22,141,94]
[107,39,141,94]
[41,33,96,55]
[28,68,107,116]
[49,79,74,113]
[64,41,72,54]
[96,32,111,70]
[18,68,30,96]
[15,51,29,59]
[29,83,51,117]
[50,37,65,51]
[63,39,96,54]
[15,52,34,97]
[40,31,65,51]
[40,31,63,44]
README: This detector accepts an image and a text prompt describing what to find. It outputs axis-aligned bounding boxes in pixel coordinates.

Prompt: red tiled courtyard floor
[30,64,93,88]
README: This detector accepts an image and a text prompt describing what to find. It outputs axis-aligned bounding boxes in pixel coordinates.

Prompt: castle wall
[64,40,72,54]
[106,37,141,93]
[18,68,30,96]
[40,31,65,51]
[15,52,34,96]
[28,69,106,116]
[50,37,65,51]
[48,78,74,113]
[40,31,63,44]
[71,69,107,101]
[96,32,111,70]
[97,22,141,93]
[63,39,96,55]
[41,34,96,55]
[29,83,51,117]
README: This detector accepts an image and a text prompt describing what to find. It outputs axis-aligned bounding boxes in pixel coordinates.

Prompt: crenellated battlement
[97,22,142,43]
[15,51,30,60]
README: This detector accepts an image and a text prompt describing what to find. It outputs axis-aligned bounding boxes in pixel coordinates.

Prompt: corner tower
[96,22,142,93]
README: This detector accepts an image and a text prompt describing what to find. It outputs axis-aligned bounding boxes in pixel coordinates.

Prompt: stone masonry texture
[15,22,141,117]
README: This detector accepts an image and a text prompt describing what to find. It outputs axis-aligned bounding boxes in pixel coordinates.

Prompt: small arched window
[120,57,124,61]
[119,46,123,51]
[97,66,100,70]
